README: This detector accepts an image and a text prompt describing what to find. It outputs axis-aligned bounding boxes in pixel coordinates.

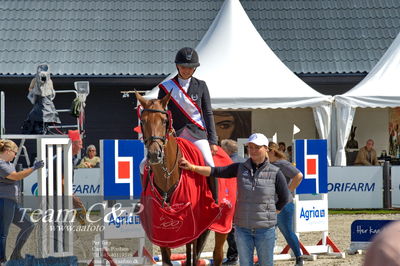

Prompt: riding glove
[32,160,45,170]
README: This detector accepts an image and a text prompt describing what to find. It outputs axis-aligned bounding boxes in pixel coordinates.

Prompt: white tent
[334,31,400,165]
[146,0,333,161]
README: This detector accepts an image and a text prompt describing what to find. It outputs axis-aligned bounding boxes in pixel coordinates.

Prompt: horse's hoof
[133,203,144,214]
[222,259,239,265]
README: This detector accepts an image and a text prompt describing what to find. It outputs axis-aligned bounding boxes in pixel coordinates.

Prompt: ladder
[47,89,80,132]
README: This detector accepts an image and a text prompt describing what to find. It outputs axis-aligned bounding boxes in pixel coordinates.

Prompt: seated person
[354,139,379,166]
[77,145,100,168]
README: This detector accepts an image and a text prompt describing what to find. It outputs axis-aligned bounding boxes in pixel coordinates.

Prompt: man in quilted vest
[179,133,290,266]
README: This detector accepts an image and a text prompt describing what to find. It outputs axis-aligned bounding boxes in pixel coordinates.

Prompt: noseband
[139,108,172,146]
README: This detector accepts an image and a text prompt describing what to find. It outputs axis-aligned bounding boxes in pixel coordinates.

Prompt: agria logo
[31,182,38,196]
[102,140,144,200]
[295,139,328,194]
[299,206,326,221]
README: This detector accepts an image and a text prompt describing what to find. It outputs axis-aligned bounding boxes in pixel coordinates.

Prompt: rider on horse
[158,47,218,166]
[136,48,236,264]
[139,47,220,200]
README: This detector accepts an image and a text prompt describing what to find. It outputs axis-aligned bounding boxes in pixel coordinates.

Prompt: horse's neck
[151,136,181,193]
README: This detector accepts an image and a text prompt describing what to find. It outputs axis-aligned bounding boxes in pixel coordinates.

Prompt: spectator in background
[287,145,293,163]
[363,221,400,266]
[68,130,87,225]
[221,139,246,164]
[220,139,245,265]
[77,145,100,168]
[278,142,286,153]
[268,142,304,266]
[354,139,379,166]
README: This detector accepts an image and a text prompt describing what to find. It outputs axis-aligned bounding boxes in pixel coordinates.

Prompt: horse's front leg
[186,243,192,265]
[213,232,228,266]
[192,241,198,266]
[160,247,172,266]
[195,230,210,256]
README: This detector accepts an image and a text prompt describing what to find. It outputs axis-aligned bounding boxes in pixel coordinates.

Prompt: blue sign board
[351,220,394,242]
[295,139,328,194]
[102,140,144,200]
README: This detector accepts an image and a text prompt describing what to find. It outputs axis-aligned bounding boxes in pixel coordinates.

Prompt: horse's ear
[160,89,172,109]
[135,90,148,107]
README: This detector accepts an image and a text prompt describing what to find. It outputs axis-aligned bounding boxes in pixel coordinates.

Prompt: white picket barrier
[37,137,74,257]
[0,135,74,258]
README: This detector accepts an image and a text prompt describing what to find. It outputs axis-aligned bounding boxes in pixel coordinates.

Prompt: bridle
[137,107,172,145]
[137,106,179,180]
[138,105,181,206]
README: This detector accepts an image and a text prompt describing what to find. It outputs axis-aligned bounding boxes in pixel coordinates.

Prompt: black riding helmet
[175,47,200,68]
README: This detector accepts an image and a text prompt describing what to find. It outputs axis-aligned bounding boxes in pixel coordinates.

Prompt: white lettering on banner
[356,225,382,235]
[327,182,375,192]
[299,207,326,221]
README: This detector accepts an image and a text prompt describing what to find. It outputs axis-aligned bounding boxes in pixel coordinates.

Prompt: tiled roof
[1,0,400,75]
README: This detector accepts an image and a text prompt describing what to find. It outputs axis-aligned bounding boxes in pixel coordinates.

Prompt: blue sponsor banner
[351,220,394,242]
[295,139,328,194]
[103,140,144,200]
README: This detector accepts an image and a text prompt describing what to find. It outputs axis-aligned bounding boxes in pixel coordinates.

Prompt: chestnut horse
[136,91,228,266]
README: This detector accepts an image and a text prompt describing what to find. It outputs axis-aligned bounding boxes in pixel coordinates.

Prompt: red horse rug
[140,138,236,248]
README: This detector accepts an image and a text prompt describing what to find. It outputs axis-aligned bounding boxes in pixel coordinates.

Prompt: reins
[139,105,181,207]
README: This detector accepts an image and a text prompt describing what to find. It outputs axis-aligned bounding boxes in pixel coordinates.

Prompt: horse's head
[136,91,172,165]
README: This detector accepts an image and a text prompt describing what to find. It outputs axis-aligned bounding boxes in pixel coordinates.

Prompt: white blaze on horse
[135,91,236,266]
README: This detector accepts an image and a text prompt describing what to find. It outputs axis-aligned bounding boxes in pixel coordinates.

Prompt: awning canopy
[146,0,332,109]
[146,0,333,163]
[334,30,400,165]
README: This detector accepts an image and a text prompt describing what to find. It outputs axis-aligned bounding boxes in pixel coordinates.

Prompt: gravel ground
[167,213,400,266]
[5,213,400,265]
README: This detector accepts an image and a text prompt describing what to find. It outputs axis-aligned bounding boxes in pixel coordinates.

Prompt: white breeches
[178,128,215,167]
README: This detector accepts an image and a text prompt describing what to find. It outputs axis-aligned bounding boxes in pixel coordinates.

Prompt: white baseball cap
[246,133,269,147]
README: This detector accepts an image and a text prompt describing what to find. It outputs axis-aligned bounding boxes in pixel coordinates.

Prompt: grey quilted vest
[233,159,279,229]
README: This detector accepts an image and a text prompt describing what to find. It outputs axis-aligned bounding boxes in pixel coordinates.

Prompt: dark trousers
[0,198,34,261]
[226,227,238,261]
